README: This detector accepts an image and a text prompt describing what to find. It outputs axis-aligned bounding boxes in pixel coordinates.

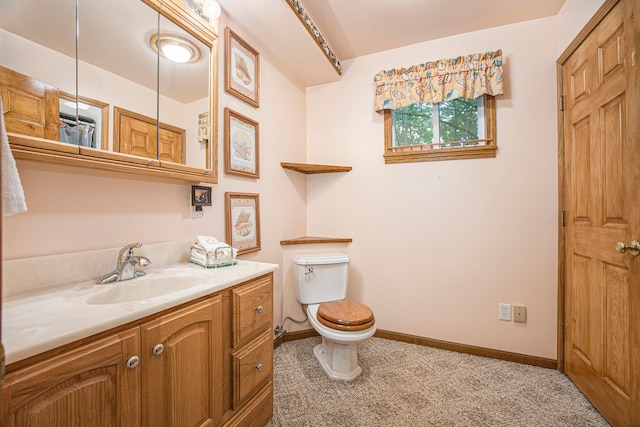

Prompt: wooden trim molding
[375,329,557,369]
[274,328,557,369]
[273,329,319,349]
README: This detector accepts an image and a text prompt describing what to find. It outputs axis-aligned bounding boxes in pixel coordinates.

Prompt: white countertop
[2,260,278,365]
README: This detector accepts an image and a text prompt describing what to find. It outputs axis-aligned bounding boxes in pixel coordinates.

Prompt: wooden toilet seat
[317,300,375,331]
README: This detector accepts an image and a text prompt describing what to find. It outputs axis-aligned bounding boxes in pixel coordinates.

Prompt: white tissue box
[189,244,237,268]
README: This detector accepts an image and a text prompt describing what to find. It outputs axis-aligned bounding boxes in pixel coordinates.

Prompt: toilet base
[313,337,362,381]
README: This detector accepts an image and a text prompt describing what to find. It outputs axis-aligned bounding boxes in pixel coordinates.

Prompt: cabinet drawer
[232,275,272,346]
[232,330,273,407]
[224,382,273,427]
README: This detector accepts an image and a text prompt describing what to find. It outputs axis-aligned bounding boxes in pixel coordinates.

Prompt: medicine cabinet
[0,0,218,183]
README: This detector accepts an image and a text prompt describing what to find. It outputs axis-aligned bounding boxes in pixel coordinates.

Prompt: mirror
[158,14,210,170]
[0,0,216,181]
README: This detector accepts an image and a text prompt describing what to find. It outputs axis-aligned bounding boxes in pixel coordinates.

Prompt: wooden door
[141,296,223,427]
[0,328,141,426]
[560,0,639,426]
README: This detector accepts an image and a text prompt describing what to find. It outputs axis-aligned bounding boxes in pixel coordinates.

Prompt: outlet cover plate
[513,305,526,322]
[499,303,512,321]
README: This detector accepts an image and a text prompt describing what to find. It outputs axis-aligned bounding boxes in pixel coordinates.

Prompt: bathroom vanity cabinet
[0,273,274,427]
[224,274,274,425]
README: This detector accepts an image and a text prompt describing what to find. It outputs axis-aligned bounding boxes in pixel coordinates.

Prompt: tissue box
[189,244,237,268]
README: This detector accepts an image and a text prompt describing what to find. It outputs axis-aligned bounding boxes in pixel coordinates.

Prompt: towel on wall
[1,96,28,216]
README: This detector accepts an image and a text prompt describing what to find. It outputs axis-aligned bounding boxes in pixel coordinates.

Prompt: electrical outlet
[513,305,526,322]
[499,303,512,321]
[190,206,203,218]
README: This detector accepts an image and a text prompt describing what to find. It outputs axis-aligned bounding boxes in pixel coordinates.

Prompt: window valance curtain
[373,50,504,112]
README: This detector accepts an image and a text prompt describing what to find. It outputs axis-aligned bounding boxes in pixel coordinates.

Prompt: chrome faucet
[97,242,152,284]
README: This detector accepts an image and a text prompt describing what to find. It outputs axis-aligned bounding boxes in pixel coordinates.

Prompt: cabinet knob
[255,305,263,314]
[152,344,164,356]
[126,355,140,369]
[255,363,263,372]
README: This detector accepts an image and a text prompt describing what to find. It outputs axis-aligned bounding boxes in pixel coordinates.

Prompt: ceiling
[217,0,566,87]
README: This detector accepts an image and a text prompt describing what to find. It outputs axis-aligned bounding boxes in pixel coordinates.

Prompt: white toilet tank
[292,253,349,304]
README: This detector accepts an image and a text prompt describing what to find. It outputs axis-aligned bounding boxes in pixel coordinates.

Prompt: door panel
[141,296,223,427]
[560,0,639,426]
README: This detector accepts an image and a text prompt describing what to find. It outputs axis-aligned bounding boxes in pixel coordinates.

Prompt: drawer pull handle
[126,356,140,369]
[255,363,263,372]
[255,305,263,314]
[152,344,164,356]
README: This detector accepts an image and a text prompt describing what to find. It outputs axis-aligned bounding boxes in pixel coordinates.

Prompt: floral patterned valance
[373,50,504,112]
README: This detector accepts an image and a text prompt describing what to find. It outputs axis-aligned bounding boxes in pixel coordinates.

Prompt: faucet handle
[118,242,143,263]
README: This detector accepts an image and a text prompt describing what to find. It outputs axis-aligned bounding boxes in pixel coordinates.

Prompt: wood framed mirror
[0,0,218,183]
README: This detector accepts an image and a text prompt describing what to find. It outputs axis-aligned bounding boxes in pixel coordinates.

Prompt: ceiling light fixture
[182,0,221,22]
[201,0,221,20]
[150,33,201,63]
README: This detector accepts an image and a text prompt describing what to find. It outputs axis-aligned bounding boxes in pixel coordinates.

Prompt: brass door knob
[615,240,640,257]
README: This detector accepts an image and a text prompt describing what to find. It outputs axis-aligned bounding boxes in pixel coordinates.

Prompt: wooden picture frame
[224,108,259,178]
[225,192,261,255]
[192,185,212,207]
[225,27,260,107]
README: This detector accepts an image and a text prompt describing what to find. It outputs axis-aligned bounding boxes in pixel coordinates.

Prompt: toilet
[293,253,376,381]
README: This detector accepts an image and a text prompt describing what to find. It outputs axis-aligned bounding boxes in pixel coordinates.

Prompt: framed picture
[224,108,259,178]
[192,185,212,207]
[225,192,261,255]
[225,27,260,107]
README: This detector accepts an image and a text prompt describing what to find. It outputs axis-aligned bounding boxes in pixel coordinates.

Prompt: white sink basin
[86,273,209,304]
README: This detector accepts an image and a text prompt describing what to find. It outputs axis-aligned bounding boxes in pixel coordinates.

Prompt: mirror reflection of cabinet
[0,0,218,183]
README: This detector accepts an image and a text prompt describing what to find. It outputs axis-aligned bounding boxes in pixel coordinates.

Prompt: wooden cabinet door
[0,328,141,427]
[114,106,185,163]
[114,107,159,160]
[560,0,640,425]
[159,125,185,164]
[0,66,59,141]
[141,296,223,427]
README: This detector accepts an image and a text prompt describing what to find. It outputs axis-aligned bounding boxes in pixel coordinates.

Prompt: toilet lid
[317,300,375,332]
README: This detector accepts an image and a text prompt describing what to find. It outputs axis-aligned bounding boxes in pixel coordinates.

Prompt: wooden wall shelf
[280,236,353,245]
[281,162,352,174]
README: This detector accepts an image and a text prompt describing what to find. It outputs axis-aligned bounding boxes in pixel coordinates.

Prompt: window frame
[383,95,497,164]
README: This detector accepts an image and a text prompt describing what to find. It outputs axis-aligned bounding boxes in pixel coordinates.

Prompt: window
[384,95,496,163]
[374,49,503,163]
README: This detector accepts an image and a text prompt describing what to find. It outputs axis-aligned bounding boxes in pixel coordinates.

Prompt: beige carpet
[267,337,609,426]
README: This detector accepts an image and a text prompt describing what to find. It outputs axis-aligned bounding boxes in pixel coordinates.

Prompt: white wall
[303,17,560,359]
[298,0,608,360]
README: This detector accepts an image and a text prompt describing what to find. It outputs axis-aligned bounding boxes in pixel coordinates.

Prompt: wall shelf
[280,236,353,245]
[281,162,352,174]
[280,162,353,244]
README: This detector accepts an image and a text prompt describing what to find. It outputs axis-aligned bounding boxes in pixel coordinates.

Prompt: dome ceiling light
[150,33,201,63]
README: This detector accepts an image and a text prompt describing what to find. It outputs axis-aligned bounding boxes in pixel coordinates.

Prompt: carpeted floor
[266,337,609,427]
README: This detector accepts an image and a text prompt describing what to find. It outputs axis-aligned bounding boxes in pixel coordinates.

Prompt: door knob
[615,240,640,257]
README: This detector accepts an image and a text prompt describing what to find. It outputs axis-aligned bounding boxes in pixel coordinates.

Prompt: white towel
[1,96,28,216]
